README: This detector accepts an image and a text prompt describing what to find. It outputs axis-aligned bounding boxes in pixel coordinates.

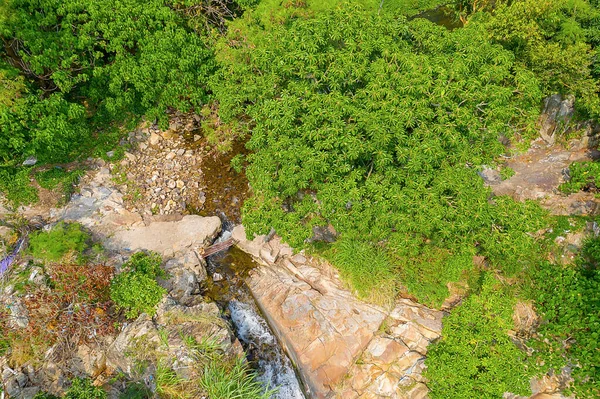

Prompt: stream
[203,217,306,399]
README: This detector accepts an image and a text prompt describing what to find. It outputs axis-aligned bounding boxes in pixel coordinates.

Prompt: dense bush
[28,222,90,263]
[110,251,166,319]
[214,3,550,304]
[0,0,216,164]
[531,237,600,397]
[450,0,600,117]
[426,274,532,398]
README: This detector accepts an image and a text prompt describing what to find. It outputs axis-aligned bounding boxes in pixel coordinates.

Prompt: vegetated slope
[214,2,545,304]
[209,1,600,397]
[1,0,599,397]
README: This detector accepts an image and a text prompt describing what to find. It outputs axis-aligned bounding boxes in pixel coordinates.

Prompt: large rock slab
[233,225,444,399]
[106,215,221,257]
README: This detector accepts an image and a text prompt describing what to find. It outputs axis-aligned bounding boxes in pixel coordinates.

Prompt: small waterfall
[206,214,306,399]
[229,301,305,399]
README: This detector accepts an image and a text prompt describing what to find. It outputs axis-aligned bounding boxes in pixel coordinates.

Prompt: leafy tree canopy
[0,0,217,163]
[213,2,548,304]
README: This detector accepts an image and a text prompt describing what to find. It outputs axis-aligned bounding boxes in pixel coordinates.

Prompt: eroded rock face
[232,225,444,399]
[488,142,599,216]
[538,94,575,145]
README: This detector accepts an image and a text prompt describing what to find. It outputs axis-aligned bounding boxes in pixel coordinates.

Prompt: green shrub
[327,237,397,302]
[531,237,600,398]
[122,251,165,279]
[425,274,533,398]
[64,378,106,399]
[213,3,550,303]
[560,161,600,194]
[0,0,216,164]
[500,166,516,180]
[0,167,38,207]
[28,222,90,263]
[110,252,166,319]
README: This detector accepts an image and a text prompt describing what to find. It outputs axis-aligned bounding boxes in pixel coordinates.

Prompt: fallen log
[198,237,236,258]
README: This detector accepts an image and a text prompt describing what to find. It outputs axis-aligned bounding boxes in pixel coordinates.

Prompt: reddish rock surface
[233,225,444,399]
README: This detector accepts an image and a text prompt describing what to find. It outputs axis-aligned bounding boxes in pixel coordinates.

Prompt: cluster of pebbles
[111,115,207,216]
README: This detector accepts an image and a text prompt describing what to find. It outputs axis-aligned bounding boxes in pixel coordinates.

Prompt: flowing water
[204,220,306,399]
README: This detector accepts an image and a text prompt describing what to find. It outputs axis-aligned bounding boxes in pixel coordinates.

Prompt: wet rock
[212,272,224,282]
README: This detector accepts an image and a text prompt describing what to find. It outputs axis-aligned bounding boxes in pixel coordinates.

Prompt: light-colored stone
[107,215,221,257]
[149,132,162,146]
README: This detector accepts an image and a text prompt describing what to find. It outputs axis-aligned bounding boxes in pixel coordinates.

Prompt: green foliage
[560,161,600,194]
[28,222,90,263]
[327,237,397,302]
[214,4,549,304]
[121,251,165,279]
[0,167,38,207]
[531,237,600,397]
[110,252,166,319]
[0,0,216,164]
[500,166,515,180]
[64,378,107,399]
[32,392,60,399]
[463,0,600,117]
[119,382,152,399]
[426,274,533,398]
[35,167,85,203]
[199,358,275,399]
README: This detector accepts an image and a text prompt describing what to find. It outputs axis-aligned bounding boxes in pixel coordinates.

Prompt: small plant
[110,252,166,319]
[155,361,193,399]
[560,161,600,194]
[0,167,38,207]
[230,154,245,173]
[118,382,152,399]
[32,392,60,399]
[123,251,165,279]
[199,358,276,399]
[35,167,84,202]
[500,166,516,180]
[64,377,106,399]
[28,222,90,263]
